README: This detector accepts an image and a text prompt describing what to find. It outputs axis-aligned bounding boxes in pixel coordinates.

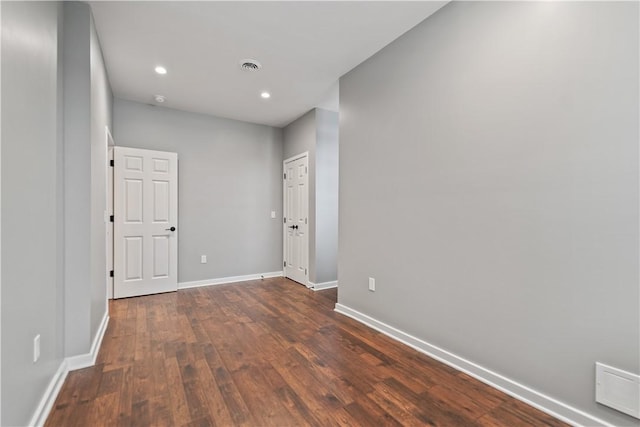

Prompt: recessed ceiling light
[261,91,271,99]
[154,95,166,103]
[155,66,167,75]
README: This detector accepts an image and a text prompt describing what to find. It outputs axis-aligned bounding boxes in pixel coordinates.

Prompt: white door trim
[283,152,309,165]
[106,126,114,300]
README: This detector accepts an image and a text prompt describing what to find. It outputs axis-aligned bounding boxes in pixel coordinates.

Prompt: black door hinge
[283,217,286,224]
[109,215,114,222]
[109,270,114,278]
[283,173,286,179]
[110,159,114,167]
[284,261,287,267]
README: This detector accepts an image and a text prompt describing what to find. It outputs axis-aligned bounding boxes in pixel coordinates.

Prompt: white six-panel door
[283,154,309,285]
[114,147,178,298]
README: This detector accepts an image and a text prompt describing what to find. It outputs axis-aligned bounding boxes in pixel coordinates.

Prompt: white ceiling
[89,1,447,127]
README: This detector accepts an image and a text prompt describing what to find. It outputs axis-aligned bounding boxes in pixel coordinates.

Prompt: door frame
[106,126,115,299]
[283,152,310,286]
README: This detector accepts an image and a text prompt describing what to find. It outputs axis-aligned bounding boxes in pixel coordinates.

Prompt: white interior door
[283,154,309,285]
[114,146,178,298]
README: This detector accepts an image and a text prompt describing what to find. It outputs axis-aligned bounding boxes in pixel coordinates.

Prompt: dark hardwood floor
[45,277,567,426]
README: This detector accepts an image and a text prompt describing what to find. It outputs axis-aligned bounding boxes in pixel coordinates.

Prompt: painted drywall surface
[113,99,283,283]
[283,108,340,285]
[62,2,112,356]
[55,0,65,375]
[89,12,112,342]
[339,2,638,425]
[62,1,91,357]
[1,2,111,422]
[315,108,339,284]
[283,109,317,282]
[1,2,65,424]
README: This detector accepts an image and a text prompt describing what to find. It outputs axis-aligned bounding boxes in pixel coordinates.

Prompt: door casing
[106,128,114,299]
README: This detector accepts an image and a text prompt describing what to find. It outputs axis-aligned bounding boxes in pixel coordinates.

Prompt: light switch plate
[33,335,40,363]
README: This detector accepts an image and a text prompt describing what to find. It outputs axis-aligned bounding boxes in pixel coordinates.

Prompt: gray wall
[1,2,112,423]
[89,11,112,342]
[63,0,91,357]
[339,2,638,425]
[1,2,65,425]
[113,99,283,283]
[283,108,339,285]
[315,108,339,284]
[63,1,112,357]
[283,110,317,282]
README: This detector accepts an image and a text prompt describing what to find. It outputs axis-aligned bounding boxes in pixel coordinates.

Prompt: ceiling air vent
[240,59,262,72]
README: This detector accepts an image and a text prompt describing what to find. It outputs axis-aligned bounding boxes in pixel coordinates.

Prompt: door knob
[166,226,176,232]
[288,225,299,230]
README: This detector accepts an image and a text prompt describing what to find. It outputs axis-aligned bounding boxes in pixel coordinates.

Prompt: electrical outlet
[368,277,376,292]
[201,255,207,264]
[33,334,40,363]
[271,211,276,219]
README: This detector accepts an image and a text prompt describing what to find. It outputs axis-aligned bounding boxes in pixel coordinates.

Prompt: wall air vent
[240,59,262,72]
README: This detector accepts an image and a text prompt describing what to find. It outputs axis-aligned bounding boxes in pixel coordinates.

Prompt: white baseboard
[28,311,110,426]
[67,311,109,371]
[334,303,612,427]
[28,359,69,427]
[178,271,283,290]
[308,280,338,291]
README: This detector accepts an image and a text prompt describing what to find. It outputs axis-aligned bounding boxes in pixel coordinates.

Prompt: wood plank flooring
[46,278,567,426]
